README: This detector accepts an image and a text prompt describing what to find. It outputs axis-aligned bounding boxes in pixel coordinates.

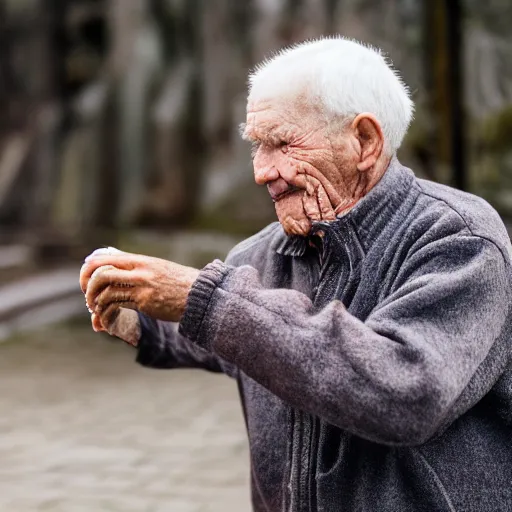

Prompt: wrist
[176,267,201,319]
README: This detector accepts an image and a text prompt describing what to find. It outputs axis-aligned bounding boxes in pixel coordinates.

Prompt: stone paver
[0,323,250,512]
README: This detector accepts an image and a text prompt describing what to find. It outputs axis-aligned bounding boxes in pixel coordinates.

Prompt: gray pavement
[0,323,250,512]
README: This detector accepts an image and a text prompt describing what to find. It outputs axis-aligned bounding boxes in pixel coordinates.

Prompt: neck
[334,155,392,216]
[334,198,360,216]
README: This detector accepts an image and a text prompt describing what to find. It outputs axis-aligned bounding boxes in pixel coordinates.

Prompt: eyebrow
[239,122,290,146]
[239,122,252,141]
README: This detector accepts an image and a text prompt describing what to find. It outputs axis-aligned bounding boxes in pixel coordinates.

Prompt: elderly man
[80,38,512,512]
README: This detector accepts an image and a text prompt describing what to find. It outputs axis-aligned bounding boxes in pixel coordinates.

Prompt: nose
[254,165,280,185]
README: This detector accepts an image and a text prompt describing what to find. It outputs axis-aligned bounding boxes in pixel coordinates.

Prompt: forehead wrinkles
[244,111,288,143]
[255,121,288,142]
[244,96,327,144]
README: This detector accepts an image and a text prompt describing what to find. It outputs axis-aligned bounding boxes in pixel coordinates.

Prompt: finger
[80,254,140,293]
[85,265,117,309]
[86,267,136,310]
[98,302,120,332]
[94,285,137,314]
[81,247,123,291]
[91,313,105,332]
[85,295,93,313]
[81,256,133,294]
[99,301,138,333]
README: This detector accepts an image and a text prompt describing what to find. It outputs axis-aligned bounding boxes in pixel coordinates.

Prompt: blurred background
[1,0,512,510]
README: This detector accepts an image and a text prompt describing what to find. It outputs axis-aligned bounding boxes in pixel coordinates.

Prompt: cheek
[288,151,330,185]
[331,139,358,171]
[278,154,302,181]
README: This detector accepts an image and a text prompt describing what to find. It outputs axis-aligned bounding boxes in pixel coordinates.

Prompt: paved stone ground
[0,322,250,512]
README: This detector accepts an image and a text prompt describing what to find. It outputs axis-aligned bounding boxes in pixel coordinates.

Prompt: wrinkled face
[243,97,360,236]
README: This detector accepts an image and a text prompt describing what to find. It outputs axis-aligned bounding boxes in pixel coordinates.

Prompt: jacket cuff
[178,259,231,347]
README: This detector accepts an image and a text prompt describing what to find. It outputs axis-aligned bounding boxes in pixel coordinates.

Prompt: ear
[351,113,384,172]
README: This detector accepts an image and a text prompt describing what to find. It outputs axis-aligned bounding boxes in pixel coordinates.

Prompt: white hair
[248,37,414,154]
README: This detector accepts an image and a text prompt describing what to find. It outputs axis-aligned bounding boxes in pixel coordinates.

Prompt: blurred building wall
[1,0,512,255]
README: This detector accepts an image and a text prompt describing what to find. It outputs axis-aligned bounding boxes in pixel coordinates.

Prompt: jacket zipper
[288,236,326,512]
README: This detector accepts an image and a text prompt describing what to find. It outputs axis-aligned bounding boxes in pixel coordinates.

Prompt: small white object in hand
[85,246,122,262]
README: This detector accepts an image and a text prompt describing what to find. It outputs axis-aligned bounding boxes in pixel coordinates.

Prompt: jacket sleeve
[178,234,512,446]
[135,313,235,376]
[135,244,243,377]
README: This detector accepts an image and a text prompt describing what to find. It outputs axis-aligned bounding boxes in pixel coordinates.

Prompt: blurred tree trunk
[108,0,148,226]
[0,1,11,136]
[108,0,145,80]
[1,0,452,243]
[0,0,66,237]
[424,0,466,189]
[26,0,67,230]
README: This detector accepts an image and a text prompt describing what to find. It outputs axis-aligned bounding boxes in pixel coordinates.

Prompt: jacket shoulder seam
[416,185,510,265]
[417,183,475,236]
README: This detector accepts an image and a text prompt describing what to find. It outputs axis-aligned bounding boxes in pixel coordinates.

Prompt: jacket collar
[275,158,417,257]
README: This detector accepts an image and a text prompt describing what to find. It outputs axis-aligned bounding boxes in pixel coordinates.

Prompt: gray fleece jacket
[137,158,512,512]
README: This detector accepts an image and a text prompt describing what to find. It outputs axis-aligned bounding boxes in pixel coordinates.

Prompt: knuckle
[100,304,113,320]
[120,292,132,305]
[138,287,151,304]
[89,267,103,283]
[96,288,110,307]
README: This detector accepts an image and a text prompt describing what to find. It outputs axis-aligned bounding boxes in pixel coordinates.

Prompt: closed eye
[277,140,289,153]
[250,139,288,158]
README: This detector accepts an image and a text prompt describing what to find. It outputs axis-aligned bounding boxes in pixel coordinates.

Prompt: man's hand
[80,248,200,332]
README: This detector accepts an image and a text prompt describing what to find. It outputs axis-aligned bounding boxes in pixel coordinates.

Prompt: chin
[274,193,312,237]
[274,191,310,235]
